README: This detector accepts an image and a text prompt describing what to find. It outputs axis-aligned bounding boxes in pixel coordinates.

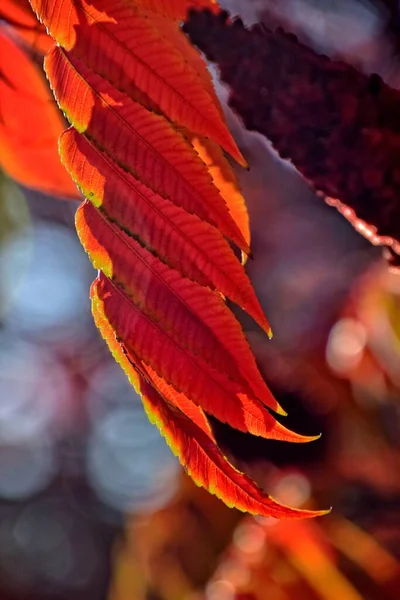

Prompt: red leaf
[142,11,225,119]
[76,198,282,413]
[0,0,52,54]
[45,46,249,254]
[192,135,251,257]
[141,382,328,518]
[25,0,326,516]
[91,280,328,518]
[88,262,314,442]
[0,28,79,198]
[59,128,269,334]
[30,0,245,165]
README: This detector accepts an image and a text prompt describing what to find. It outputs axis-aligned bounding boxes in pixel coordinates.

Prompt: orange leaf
[0,28,79,198]
[25,0,325,518]
[141,383,328,519]
[135,363,313,442]
[0,0,52,54]
[147,13,224,120]
[59,128,269,334]
[91,279,327,518]
[86,259,314,442]
[192,135,251,253]
[45,46,249,253]
[75,199,281,413]
[30,0,245,165]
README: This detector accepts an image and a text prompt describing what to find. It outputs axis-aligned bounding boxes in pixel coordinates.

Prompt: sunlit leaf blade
[148,12,224,119]
[29,0,245,165]
[0,0,52,54]
[91,281,327,518]
[75,199,280,412]
[45,46,249,253]
[131,363,312,442]
[59,128,270,335]
[0,28,79,199]
[192,135,251,255]
[22,0,325,517]
[90,266,314,442]
[141,384,328,518]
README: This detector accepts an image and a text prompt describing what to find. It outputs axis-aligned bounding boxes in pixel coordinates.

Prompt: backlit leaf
[25,0,325,517]
[0,28,79,198]
[75,199,282,413]
[45,46,250,254]
[30,0,245,165]
[192,135,250,252]
[59,128,268,334]
[141,383,328,518]
[91,281,328,519]
[88,268,310,442]
[0,0,52,54]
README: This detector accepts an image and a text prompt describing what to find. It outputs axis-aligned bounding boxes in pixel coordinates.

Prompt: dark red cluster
[184,9,400,265]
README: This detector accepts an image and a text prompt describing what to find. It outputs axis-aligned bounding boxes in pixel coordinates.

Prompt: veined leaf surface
[142,383,327,518]
[192,135,251,251]
[91,280,328,518]
[76,199,282,413]
[59,128,269,334]
[88,266,303,440]
[30,0,245,164]
[45,46,249,253]
[25,0,325,517]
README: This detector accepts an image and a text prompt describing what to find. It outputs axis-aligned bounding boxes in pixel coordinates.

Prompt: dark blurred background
[0,1,399,599]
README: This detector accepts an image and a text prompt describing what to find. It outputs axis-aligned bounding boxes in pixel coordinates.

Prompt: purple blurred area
[0,182,180,599]
[0,1,400,599]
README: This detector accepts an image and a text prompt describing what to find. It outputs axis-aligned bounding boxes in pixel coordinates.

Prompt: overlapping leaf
[45,47,250,254]
[91,283,328,519]
[59,129,253,305]
[191,135,250,249]
[76,200,321,436]
[27,0,324,516]
[30,0,245,165]
[0,26,78,198]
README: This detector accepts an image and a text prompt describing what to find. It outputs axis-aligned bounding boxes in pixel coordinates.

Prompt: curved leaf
[45,46,249,253]
[0,28,78,198]
[141,383,328,519]
[25,0,325,517]
[91,287,328,518]
[59,128,269,334]
[76,199,281,413]
[30,0,245,165]
[91,274,311,441]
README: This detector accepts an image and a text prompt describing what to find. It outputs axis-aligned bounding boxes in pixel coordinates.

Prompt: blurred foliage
[0,1,400,599]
